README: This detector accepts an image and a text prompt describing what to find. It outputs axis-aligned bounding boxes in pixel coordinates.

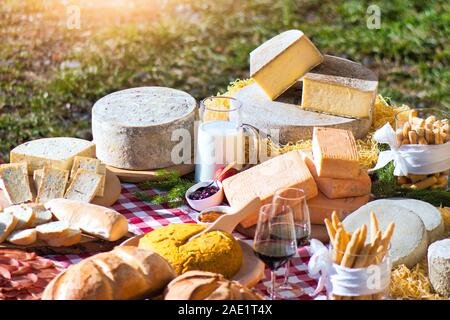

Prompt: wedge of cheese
[300,150,371,198]
[250,29,323,100]
[222,151,318,228]
[36,167,69,204]
[0,163,33,204]
[70,156,106,196]
[10,137,95,174]
[308,192,370,224]
[301,55,378,119]
[312,127,360,179]
[343,201,428,268]
[64,169,102,203]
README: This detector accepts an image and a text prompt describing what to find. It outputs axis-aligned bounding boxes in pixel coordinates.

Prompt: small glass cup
[327,246,392,300]
[394,108,449,190]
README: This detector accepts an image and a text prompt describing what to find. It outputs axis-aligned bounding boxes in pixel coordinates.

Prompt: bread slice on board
[46,228,81,247]
[4,204,36,230]
[0,212,18,243]
[64,169,102,202]
[7,228,37,245]
[36,221,70,240]
[29,204,53,227]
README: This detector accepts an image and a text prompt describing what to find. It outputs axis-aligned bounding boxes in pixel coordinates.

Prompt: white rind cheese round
[428,239,450,297]
[343,201,428,268]
[92,87,196,170]
[387,198,444,243]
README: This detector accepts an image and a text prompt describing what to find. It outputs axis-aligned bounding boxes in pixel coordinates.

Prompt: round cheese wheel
[428,239,450,297]
[343,201,428,268]
[92,87,196,170]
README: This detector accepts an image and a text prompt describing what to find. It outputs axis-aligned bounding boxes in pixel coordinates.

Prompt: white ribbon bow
[369,123,450,176]
[308,239,333,296]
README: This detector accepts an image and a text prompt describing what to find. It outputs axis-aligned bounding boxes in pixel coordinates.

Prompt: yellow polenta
[138,224,242,278]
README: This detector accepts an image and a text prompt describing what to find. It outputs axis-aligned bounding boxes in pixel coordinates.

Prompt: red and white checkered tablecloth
[46,183,327,300]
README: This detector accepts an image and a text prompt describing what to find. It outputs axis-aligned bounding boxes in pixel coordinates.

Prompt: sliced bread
[64,169,102,202]
[36,166,69,203]
[28,203,53,227]
[4,204,36,230]
[36,221,70,240]
[7,228,37,245]
[0,212,18,243]
[46,228,81,247]
[70,156,106,197]
[0,163,33,204]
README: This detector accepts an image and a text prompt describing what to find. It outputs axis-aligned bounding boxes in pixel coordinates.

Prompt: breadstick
[401,137,410,145]
[410,176,438,190]
[402,122,411,138]
[418,136,428,145]
[408,130,418,144]
[408,110,418,124]
[415,126,425,137]
[331,211,340,230]
[356,224,367,253]
[395,128,403,145]
[425,115,436,125]
[425,128,434,144]
[408,174,427,183]
[364,231,382,266]
[370,211,379,241]
[333,228,345,264]
[434,129,443,144]
[324,218,336,243]
[341,229,361,268]
[377,222,395,260]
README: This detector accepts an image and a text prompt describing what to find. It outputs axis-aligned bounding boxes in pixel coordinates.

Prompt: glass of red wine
[272,188,311,291]
[253,203,297,300]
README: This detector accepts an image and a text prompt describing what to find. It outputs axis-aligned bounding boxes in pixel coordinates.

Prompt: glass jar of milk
[194,96,259,182]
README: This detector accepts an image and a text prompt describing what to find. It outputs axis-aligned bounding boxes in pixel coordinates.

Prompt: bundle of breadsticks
[324,211,395,300]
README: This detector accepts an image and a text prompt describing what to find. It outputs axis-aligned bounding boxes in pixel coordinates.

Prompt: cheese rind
[343,202,428,268]
[308,192,369,224]
[222,151,318,228]
[301,150,371,198]
[301,55,378,119]
[92,87,196,170]
[250,30,323,100]
[312,127,360,179]
[36,167,69,204]
[10,137,95,174]
[0,163,33,204]
[64,169,102,203]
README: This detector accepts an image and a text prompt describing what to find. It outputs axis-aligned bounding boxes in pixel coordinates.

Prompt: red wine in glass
[253,240,296,271]
[270,222,310,246]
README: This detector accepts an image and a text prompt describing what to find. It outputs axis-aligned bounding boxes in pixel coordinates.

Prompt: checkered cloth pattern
[47,183,327,300]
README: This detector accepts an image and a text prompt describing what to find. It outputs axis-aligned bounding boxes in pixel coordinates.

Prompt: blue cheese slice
[64,168,102,203]
[36,167,69,204]
[70,156,106,197]
[0,163,33,205]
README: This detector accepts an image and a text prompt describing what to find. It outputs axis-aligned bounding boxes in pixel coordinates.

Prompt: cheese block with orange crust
[300,150,371,199]
[312,127,360,179]
[308,191,370,225]
[222,151,318,228]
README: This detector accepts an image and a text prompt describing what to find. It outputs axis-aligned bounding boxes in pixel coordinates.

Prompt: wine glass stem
[270,270,276,300]
[283,260,290,285]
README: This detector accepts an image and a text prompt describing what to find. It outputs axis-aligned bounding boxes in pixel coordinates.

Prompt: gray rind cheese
[428,239,450,297]
[343,201,428,268]
[92,87,196,170]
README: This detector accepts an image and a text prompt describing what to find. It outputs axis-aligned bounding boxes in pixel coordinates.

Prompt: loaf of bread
[164,271,262,300]
[44,198,128,241]
[42,246,176,300]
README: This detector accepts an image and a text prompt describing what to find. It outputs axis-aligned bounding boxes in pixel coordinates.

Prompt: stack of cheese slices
[0,137,128,247]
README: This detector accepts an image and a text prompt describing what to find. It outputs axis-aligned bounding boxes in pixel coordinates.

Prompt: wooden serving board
[121,235,265,288]
[236,224,330,244]
[233,82,372,144]
[0,168,121,211]
[0,233,133,256]
[106,163,195,183]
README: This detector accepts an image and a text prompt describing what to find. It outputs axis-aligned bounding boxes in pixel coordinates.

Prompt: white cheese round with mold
[428,239,450,297]
[92,87,196,170]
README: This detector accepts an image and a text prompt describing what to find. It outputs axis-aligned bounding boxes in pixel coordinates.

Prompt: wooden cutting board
[233,82,372,144]
[106,163,195,183]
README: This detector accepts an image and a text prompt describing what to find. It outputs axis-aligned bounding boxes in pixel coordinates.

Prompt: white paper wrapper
[369,123,450,176]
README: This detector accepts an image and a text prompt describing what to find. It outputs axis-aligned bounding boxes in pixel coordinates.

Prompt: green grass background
[0,0,449,161]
